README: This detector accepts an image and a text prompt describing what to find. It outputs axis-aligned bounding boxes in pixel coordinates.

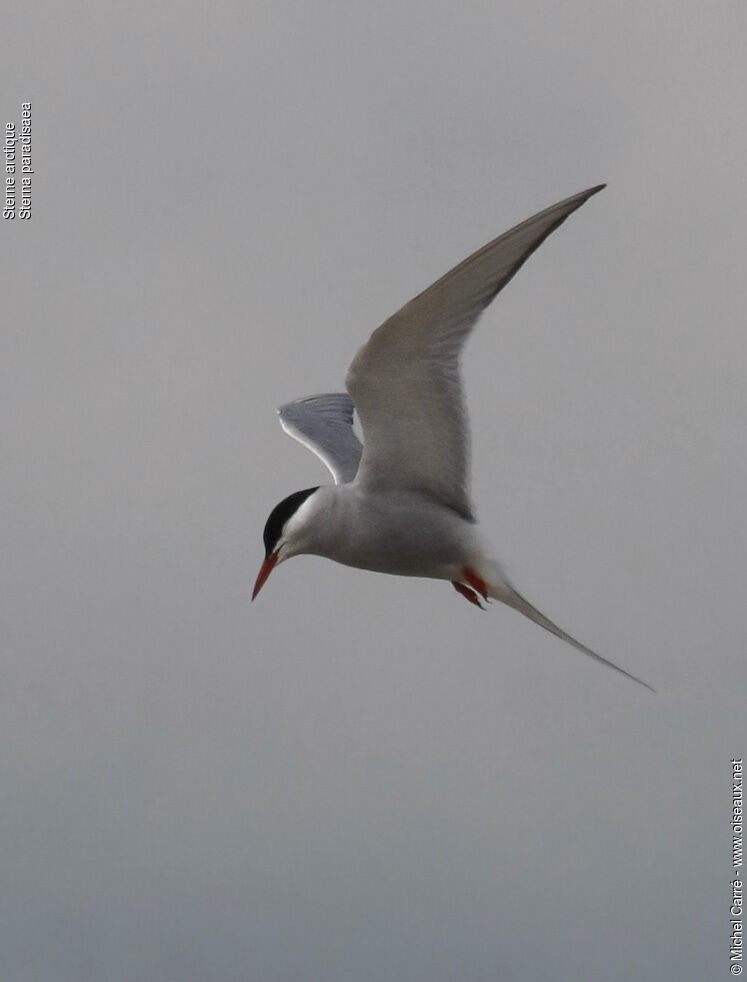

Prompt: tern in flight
[253,185,652,690]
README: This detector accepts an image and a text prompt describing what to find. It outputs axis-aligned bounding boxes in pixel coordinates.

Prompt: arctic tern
[253,185,652,690]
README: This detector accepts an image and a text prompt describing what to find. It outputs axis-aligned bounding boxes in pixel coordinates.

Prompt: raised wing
[346,185,605,518]
[278,393,363,485]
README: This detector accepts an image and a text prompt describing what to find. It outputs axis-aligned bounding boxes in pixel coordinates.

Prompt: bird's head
[252,486,321,599]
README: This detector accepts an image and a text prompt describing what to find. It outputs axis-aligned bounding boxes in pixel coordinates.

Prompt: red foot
[463,567,489,601]
[452,581,485,609]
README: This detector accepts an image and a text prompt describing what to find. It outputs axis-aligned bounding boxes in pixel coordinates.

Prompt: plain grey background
[2,2,745,980]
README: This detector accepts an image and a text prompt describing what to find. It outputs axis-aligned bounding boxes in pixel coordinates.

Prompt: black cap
[262,487,319,556]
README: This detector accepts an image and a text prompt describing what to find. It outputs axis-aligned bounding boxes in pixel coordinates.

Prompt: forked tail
[486,571,655,692]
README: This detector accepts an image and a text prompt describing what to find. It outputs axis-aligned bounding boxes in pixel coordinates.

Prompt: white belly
[313,486,485,581]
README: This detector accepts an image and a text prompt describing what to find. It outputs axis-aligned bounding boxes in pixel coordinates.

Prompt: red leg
[452,580,485,609]
[463,567,489,601]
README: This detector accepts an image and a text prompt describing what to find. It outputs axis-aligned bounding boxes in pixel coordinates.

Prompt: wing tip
[571,183,606,208]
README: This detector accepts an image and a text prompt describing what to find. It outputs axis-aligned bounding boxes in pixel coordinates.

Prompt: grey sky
[1,2,745,980]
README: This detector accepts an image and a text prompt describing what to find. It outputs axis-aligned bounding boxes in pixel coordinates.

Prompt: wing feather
[278,393,363,485]
[346,185,605,516]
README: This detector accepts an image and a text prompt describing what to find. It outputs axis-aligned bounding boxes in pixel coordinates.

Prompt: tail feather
[488,576,655,692]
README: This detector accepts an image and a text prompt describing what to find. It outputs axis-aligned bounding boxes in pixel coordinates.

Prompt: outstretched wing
[346,185,605,518]
[278,393,363,485]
